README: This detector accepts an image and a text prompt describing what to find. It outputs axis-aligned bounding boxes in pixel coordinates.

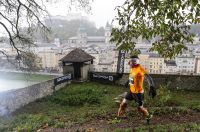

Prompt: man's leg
[138,106,149,117]
[134,93,148,117]
[117,91,133,117]
[117,99,127,117]
[135,93,152,124]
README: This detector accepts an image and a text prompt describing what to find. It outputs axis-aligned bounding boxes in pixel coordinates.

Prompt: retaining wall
[0,79,70,116]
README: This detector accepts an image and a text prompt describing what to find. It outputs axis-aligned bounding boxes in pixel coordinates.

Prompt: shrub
[145,84,171,107]
[49,86,104,106]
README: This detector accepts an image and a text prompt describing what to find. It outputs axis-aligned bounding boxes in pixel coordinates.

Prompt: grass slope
[0,82,200,131]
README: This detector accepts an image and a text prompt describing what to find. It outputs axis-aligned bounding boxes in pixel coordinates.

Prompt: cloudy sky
[0,0,125,36]
[46,0,125,28]
[87,0,124,27]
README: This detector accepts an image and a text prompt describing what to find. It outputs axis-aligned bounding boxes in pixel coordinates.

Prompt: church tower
[77,24,87,44]
[105,22,111,44]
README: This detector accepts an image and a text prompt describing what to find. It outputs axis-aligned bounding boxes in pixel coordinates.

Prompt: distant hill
[43,18,106,43]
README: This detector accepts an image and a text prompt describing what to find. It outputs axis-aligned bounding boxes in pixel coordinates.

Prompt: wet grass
[0,82,200,131]
[134,123,200,132]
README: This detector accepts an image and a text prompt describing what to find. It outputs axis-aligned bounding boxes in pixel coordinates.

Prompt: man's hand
[125,80,129,88]
[149,86,156,98]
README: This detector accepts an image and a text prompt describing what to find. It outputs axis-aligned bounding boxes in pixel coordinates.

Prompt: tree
[111,0,200,58]
[0,0,92,71]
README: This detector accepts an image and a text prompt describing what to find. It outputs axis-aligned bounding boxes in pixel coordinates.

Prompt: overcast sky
[46,0,125,28]
[0,0,125,36]
[88,0,124,27]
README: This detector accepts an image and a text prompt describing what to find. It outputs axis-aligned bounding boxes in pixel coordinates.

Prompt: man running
[117,55,156,124]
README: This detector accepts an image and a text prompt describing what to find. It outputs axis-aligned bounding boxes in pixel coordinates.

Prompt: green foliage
[0,118,10,132]
[9,114,52,132]
[145,85,171,107]
[191,104,200,112]
[49,84,105,106]
[151,106,189,116]
[135,123,200,131]
[113,128,132,132]
[111,0,200,58]
[53,121,65,128]
[170,90,200,107]
[109,117,121,124]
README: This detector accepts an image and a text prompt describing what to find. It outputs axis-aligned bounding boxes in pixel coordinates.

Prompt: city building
[1,21,200,75]
[148,53,165,74]
[176,51,196,74]
[164,60,178,74]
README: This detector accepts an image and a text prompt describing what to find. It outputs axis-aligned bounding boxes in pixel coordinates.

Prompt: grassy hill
[0,82,200,131]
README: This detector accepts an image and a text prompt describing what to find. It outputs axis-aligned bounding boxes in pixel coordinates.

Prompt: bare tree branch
[0,0,92,71]
[0,21,23,55]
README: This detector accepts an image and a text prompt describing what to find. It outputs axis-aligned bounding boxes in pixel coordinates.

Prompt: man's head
[128,55,140,67]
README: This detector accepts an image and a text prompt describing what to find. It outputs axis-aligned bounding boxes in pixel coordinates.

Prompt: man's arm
[145,74,156,98]
[145,74,155,87]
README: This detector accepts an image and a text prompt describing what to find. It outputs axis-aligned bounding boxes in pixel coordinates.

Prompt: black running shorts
[125,91,144,107]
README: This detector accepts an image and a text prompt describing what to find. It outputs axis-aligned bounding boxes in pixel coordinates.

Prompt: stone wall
[115,73,200,91]
[0,79,71,116]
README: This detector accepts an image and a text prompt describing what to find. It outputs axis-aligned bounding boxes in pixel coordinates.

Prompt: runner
[117,55,156,124]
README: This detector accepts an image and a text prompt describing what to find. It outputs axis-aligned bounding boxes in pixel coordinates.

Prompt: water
[0,79,38,92]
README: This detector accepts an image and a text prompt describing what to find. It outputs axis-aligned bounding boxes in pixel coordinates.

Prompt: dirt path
[42,111,200,132]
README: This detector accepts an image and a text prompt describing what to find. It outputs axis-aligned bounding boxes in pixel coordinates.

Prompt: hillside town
[1,14,200,75]
[1,1,200,131]
[1,25,200,75]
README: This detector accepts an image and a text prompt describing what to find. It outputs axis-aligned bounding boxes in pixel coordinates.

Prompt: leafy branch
[111,0,200,58]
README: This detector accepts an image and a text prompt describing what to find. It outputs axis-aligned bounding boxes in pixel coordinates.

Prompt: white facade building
[164,60,178,74]
[176,52,195,74]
